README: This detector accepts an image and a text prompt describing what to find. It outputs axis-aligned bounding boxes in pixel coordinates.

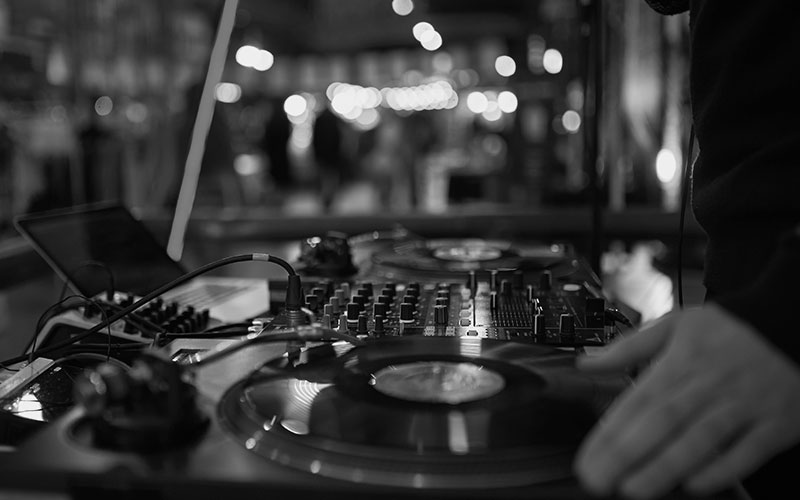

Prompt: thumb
[577,313,675,373]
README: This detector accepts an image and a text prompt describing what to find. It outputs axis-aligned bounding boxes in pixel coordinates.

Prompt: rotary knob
[373,302,388,317]
[374,315,385,335]
[381,285,396,298]
[347,302,361,321]
[357,314,368,335]
[400,302,415,322]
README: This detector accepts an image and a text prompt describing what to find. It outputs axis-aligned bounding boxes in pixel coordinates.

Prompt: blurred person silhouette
[312,107,345,211]
[262,98,294,190]
[574,2,800,500]
[78,97,124,204]
[361,113,413,211]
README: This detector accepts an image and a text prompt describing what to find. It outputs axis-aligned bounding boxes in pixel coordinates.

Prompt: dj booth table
[0,207,724,500]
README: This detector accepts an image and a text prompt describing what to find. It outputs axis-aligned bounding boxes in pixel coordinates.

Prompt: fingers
[575,371,718,496]
[577,314,675,374]
[615,398,747,499]
[686,424,785,495]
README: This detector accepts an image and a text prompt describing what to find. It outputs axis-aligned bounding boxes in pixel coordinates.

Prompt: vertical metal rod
[167,0,239,261]
[582,0,604,275]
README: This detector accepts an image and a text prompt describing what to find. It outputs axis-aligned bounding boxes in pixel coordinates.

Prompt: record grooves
[218,337,628,490]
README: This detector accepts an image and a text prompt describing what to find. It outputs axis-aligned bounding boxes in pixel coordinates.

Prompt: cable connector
[285,275,304,311]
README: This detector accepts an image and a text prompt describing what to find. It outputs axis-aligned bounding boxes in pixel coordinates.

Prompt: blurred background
[0,0,703,349]
[0,0,691,221]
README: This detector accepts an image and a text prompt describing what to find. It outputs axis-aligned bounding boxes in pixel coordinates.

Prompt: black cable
[4,253,295,367]
[27,295,113,364]
[28,295,93,356]
[184,326,365,369]
[61,343,146,351]
[266,255,296,276]
[677,126,696,309]
[28,296,81,354]
[201,322,252,333]
[163,330,251,340]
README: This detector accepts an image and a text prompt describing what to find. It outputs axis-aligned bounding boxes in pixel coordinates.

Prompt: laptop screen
[14,204,187,297]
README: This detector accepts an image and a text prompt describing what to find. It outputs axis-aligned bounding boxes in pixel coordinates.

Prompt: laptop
[13,203,269,323]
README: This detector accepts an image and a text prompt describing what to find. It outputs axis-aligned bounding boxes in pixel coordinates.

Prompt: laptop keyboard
[166,283,250,309]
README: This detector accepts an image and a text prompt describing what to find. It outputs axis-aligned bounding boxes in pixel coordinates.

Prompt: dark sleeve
[644,0,689,15]
[714,225,800,365]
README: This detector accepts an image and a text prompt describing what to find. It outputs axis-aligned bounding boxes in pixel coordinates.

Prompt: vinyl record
[369,238,576,280]
[218,337,627,490]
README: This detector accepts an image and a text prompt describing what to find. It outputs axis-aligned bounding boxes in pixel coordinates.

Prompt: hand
[573,304,800,499]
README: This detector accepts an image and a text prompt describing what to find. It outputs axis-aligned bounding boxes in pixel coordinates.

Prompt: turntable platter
[218,337,627,490]
[368,238,577,280]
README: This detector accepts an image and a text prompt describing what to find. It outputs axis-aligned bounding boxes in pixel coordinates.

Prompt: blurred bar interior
[0,0,704,354]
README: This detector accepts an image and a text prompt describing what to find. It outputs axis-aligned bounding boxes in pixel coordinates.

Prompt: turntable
[367,237,574,281]
[0,336,735,499]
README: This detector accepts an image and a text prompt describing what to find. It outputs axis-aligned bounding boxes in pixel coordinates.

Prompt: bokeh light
[94,96,113,116]
[466,92,489,114]
[656,149,678,183]
[495,56,517,77]
[283,94,308,117]
[543,48,563,74]
[497,91,518,113]
[391,0,414,16]
[215,82,242,103]
[236,45,274,71]
[562,110,581,133]
[412,22,434,41]
[420,31,442,51]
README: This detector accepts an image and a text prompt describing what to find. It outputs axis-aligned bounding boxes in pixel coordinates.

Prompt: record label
[371,361,506,404]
